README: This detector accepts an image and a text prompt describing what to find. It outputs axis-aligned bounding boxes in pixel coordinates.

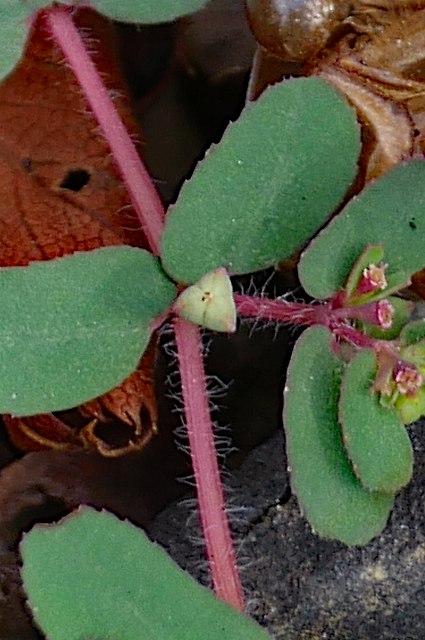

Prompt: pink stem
[27,9,405,600]
[46,6,244,609]
[331,324,378,350]
[45,6,164,255]
[235,293,330,326]
[235,294,400,357]
[331,324,399,359]
[174,317,245,611]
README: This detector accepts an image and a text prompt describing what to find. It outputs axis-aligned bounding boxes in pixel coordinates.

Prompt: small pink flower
[376,300,394,329]
[394,362,424,397]
[349,300,394,328]
[357,263,388,295]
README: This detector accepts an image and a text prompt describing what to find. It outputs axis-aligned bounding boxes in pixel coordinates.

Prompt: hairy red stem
[174,318,244,610]
[235,293,330,325]
[45,6,164,255]
[331,324,378,350]
[235,294,399,355]
[47,5,245,610]
[331,324,399,358]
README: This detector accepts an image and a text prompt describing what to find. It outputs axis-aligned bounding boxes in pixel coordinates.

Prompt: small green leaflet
[339,349,413,493]
[0,247,175,415]
[161,77,360,284]
[299,160,425,299]
[283,326,394,545]
[21,507,272,640]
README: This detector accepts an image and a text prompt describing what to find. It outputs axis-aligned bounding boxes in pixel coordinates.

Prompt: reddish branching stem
[174,318,244,611]
[45,6,164,255]
[236,293,400,356]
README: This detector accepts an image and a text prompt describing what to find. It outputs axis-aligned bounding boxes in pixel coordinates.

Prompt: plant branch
[45,6,164,255]
[330,324,400,359]
[46,5,245,611]
[235,293,401,356]
[235,293,330,326]
[174,317,245,611]
[330,323,378,350]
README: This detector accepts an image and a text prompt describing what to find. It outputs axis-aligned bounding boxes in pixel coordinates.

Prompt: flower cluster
[343,246,395,330]
[340,244,425,425]
[394,361,424,397]
[374,343,425,425]
[392,342,425,424]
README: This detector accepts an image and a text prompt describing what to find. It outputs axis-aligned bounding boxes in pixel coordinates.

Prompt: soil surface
[150,421,425,640]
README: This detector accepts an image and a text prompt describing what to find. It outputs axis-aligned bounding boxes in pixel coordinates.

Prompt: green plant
[1,2,425,638]
[20,506,271,640]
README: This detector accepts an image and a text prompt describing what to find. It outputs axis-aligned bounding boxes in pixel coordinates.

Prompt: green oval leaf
[21,507,272,640]
[0,247,175,416]
[339,349,413,493]
[299,160,425,299]
[161,77,360,284]
[91,0,208,23]
[283,326,394,546]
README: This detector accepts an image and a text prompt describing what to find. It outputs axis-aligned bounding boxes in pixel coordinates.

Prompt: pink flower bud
[348,300,394,328]
[357,263,388,295]
[393,361,424,397]
[376,300,394,330]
